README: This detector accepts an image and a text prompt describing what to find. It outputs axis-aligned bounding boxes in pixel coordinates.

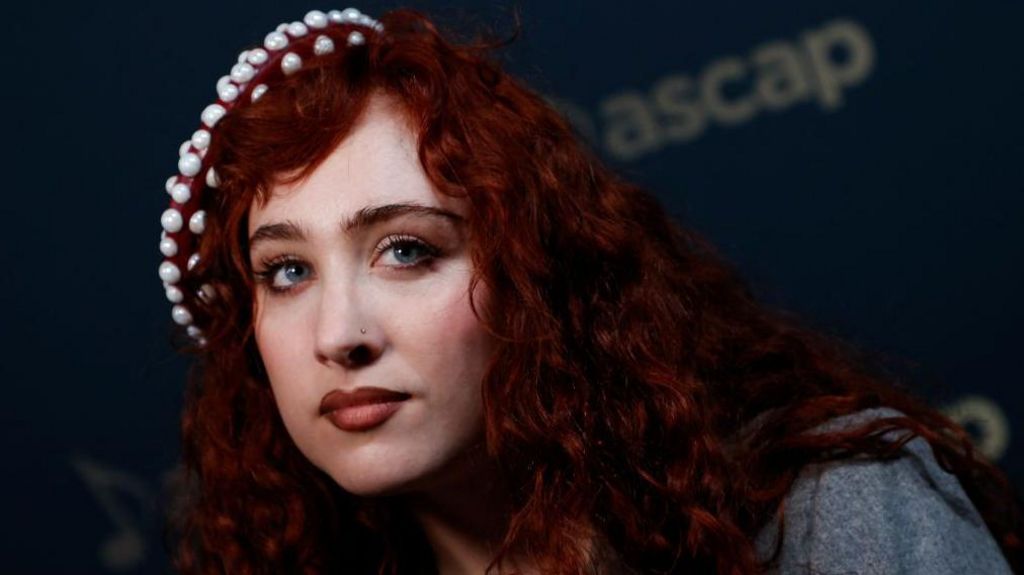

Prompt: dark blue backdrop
[4,1,1021,572]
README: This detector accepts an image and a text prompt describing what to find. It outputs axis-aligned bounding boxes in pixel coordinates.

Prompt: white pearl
[304,10,328,29]
[165,175,177,193]
[216,75,233,92]
[206,167,220,188]
[178,153,201,177]
[159,261,181,283]
[287,21,308,37]
[251,84,268,102]
[281,53,302,75]
[189,210,207,234]
[246,48,269,65]
[374,22,384,32]
[237,50,249,63]
[218,82,239,102]
[159,235,178,257]
[161,208,183,233]
[347,30,365,46]
[328,10,344,23]
[264,31,288,51]
[198,283,217,302]
[201,103,226,128]
[276,22,289,33]
[230,62,255,84]
[178,140,191,157]
[171,182,191,204]
[357,15,374,27]
[314,35,335,55]
[187,253,201,270]
[172,305,193,326]
[191,129,211,150]
[186,325,203,339]
[341,8,362,22]
[165,285,184,303]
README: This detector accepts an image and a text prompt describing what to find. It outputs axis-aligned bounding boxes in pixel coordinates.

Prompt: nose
[313,278,384,369]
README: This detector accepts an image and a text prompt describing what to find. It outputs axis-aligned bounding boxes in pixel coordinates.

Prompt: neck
[403,444,531,575]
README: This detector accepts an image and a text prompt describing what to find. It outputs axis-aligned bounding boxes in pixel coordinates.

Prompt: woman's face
[248,95,495,497]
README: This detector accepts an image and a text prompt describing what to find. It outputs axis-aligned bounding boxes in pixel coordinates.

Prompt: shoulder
[754,407,1013,575]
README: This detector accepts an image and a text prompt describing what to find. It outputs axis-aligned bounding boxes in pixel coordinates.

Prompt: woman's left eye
[375,235,439,268]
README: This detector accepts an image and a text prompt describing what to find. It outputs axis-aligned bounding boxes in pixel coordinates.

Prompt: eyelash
[253,234,441,295]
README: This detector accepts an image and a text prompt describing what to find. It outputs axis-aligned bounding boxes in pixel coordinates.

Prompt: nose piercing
[360,327,367,334]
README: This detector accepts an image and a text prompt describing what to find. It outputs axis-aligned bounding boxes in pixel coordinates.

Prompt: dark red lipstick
[319,387,411,432]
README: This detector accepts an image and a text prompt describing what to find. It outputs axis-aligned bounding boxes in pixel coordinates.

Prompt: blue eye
[377,235,438,267]
[273,262,310,288]
[254,258,311,293]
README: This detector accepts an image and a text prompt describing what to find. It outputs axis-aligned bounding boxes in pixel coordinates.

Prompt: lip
[319,387,411,432]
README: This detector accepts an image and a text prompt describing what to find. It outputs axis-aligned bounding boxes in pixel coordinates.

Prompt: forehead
[248,95,459,230]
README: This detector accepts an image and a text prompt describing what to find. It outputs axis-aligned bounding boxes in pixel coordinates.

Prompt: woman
[158,8,1022,574]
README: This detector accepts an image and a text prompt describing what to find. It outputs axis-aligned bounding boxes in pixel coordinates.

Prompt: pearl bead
[178,140,191,157]
[198,283,217,302]
[165,175,177,194]
[206,167,220,188]
[201,104,226,128]
[189,210,207,234]
[237,50,249,63]
[314,35,335,55]
[172,305,193,326]
[191,129,211,150]
[246,48,269,66]
[186,325,203,339]
[328,10,344,23]
[216,75,233,92]
[304,10,328,29]
[341,8,361,22]
[187,253,201,270]
[159,261,181,284]
[161,208,183,233]
[165,285,183,303]
[347,30,365,46]
[251,84,268,102]
[357,14,374,27]
[276,22,289,33]
[264,31,288,51]
[230,62,255,84]
[287,21,308,37]
[159,235,178,257]
[281,53,302,75]
[171,182,191,204]
[218,82,239,102]
[374,22,384,32]
[178,153,201,177]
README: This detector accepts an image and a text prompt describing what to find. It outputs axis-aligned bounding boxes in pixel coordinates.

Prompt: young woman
[158,8,1022,574]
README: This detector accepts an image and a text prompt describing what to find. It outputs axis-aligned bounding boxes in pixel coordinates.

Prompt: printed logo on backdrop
[73,395,1011,572]
[549,17,876,162]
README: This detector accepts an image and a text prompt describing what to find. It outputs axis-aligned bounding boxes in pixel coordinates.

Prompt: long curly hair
[169,9,1022,574]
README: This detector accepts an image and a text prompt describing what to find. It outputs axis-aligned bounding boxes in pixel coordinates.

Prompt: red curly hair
[170,9,1022,574]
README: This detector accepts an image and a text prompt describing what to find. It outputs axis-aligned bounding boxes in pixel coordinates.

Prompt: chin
[318,454,439,497]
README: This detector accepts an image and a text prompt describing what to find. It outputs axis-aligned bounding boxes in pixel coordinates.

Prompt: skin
[249,95,524,574]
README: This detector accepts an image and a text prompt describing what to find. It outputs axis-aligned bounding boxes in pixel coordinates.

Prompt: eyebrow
[248,202,465,251]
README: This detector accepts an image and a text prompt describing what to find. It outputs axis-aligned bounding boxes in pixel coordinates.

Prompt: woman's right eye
[255,259,312,294]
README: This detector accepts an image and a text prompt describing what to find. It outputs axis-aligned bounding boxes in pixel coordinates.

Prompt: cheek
[408,283,494,397]
[254,299,315,423]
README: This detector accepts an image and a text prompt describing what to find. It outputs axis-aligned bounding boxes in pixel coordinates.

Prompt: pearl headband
[157,8,383,345]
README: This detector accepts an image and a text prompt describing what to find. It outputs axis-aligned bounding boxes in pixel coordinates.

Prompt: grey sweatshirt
[753,407,1014,574]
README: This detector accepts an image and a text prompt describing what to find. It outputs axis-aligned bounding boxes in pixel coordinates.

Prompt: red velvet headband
[157,8,383,344]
